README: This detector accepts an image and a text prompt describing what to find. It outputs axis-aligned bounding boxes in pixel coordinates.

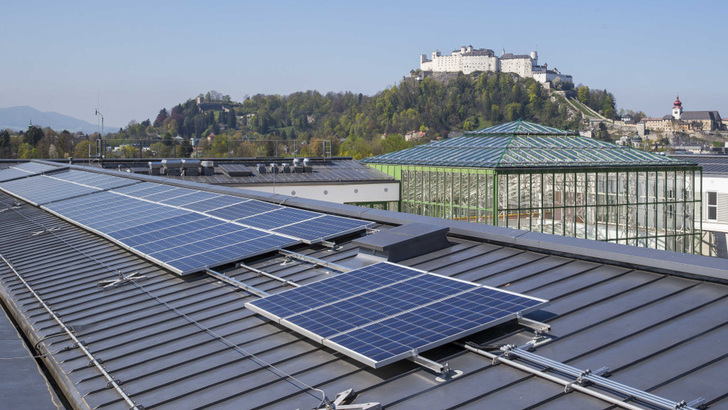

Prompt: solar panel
[0,168,374,274]
[44,192,300,275]
[206,200,280,220]
[0,162,65,182]
[0,175,100,205]
[236,207,320,230]
[48,170,138,190]
[180,195,248,212]
[246,262,548,368]
[157,191,220,207]
[272,214,373,242]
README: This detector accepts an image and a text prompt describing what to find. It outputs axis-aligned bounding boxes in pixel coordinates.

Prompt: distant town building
[643,96,723,132]
[419,45,573,85]
[404,130,426,142]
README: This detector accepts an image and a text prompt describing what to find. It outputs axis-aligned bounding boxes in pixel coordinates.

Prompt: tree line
[0,75,620,160]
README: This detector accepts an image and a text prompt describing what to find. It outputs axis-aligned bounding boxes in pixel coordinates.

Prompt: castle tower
[672,95,683,120]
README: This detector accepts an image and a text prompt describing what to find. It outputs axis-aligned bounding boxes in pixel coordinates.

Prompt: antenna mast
[95,109,104,137]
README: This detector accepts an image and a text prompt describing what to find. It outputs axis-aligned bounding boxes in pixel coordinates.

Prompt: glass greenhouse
[363,120,702,254]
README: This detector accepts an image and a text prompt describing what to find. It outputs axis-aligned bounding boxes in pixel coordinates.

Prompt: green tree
[380,134,411,154]
[0,130,10,157]
[24,125,44,146]
[74,141,90,158]
[179,139,193,158]
[577,86,589,104]
[17,143,38,158]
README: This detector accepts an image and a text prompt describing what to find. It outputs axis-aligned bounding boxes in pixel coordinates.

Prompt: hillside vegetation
[1,73,618,160]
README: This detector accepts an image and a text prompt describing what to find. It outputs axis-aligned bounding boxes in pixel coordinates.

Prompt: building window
[707,192,718,220]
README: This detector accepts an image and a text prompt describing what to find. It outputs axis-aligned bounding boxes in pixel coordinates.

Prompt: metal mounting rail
[206,269,271,298]
[463,343,704,410]
[0,254,140,409]
[279,249,352,273]
[237,263,301,288]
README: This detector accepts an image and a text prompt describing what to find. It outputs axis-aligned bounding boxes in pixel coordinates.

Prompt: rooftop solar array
[1,169,374,275]
[0,169,143,206]
[0,162,65,182]
[45,191,300,274]
[0,176,100,205]
[246,262,548,368]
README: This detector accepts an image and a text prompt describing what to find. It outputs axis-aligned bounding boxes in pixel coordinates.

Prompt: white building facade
[420,45,573,85]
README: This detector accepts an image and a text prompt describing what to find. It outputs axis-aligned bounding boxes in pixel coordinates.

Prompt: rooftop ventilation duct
[200,160,214,176]
[353,222,450,262]
[181,159,200,176]
[161,159,181,176]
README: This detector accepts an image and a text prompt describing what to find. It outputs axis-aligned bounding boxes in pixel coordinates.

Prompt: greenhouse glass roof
[468,119,578,136]
[362,120,695,169]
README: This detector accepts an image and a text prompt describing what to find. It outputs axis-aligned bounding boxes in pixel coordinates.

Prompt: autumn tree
[74,141,90,158]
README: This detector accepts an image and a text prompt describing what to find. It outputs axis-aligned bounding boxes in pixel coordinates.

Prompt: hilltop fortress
[420,45,573,86]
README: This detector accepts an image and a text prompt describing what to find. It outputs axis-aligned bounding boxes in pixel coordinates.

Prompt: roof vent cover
[353,222,450,262]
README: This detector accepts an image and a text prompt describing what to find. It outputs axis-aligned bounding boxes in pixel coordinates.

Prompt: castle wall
[419,46,570,84]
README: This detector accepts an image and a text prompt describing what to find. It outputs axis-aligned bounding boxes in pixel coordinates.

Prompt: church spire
[672,95,683,120]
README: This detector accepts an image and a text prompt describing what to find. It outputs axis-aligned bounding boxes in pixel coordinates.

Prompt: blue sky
[2,0,726,128]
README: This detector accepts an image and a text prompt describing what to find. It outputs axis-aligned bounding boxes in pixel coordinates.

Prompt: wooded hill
[1,72,618,159]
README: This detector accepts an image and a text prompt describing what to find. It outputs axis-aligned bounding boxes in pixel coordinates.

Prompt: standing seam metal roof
[1,165,727,409]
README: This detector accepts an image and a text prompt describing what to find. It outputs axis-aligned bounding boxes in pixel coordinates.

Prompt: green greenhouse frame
[363,120,703,254]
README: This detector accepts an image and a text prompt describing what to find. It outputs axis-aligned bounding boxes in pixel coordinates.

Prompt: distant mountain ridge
[0,106,115,134]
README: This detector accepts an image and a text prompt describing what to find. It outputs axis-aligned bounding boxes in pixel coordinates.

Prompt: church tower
[672,96,683,120]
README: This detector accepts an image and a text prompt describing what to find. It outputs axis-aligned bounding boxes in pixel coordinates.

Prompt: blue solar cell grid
[205,200,278,220]
[0,168,36,182]
[236,206,320,230]
[328,287,543,363]
[158,191,220,207]
[0,162,63,182]
[246,262,547,368]
[49,170,138,190]
[0,162,64,182]
[0,176,100,205]
[181,195,249,212]
[118,183,181,199]
[248,263,422,318]
[273,214,373,242]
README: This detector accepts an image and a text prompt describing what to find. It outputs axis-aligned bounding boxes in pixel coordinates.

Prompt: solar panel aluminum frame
[245,263,549,368]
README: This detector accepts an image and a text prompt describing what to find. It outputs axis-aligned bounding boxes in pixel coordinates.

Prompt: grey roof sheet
[105,157,394,185]
[1,165,728,409]
[681,111,722,121]
[670,154,728,175]
[0,302,62,409]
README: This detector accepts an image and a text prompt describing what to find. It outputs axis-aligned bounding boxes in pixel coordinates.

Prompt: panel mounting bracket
[516,313,551,335]
[410,354,463,382]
